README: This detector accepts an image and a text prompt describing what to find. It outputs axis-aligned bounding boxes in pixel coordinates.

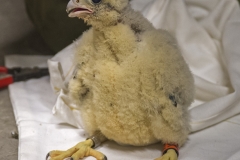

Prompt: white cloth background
[131,0,240,131]
[8,0,240,160]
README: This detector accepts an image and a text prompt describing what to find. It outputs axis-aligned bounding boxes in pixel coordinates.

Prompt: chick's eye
[92,0,101,4]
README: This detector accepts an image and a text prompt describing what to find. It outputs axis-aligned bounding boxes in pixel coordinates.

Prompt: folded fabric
[9,75,240,160]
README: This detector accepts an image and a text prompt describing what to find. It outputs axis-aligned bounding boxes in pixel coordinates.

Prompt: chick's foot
[154,149,178,160]
[46,139,107,160]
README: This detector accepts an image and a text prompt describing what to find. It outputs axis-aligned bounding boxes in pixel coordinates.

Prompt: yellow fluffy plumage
[68,1,194,147]
[48,1,195,160]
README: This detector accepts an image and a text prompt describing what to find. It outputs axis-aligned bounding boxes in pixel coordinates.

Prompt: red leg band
[162,143,179,157]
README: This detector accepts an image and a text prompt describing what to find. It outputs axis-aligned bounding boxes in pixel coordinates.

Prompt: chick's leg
[47,131,107,160]
[154,144,178,160]
[154,149,178,160]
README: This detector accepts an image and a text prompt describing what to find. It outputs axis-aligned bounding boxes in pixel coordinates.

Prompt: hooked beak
[66,0,93,18]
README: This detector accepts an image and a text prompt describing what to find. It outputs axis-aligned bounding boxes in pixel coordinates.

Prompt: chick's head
[66,0,129,27]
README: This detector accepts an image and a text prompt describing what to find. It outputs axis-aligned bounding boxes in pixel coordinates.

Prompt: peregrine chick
[48,0,194,160]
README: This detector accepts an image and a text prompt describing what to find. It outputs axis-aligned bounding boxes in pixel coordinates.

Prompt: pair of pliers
[0,66,49,89]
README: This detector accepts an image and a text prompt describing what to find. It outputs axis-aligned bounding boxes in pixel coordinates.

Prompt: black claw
[103,155,108,160]
[70,158,74,160]
[46,153,50,160]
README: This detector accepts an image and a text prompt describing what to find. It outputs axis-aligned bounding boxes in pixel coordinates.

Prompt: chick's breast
[72,26,193,146]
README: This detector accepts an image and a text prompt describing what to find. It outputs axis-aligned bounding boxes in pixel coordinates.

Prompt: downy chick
[48,0,194,160]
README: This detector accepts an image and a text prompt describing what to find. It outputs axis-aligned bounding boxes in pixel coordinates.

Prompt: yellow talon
[47,139,107,160]
[154,149,178,160]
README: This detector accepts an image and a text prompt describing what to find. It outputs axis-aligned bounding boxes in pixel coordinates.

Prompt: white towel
[8,0,240,160]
